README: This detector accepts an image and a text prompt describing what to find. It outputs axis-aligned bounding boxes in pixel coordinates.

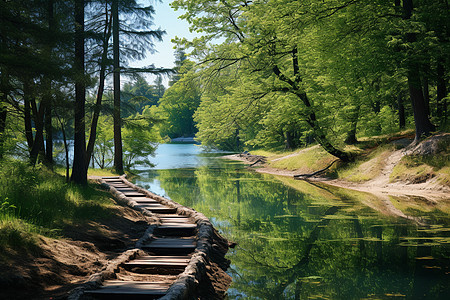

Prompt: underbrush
[0,160,114,253]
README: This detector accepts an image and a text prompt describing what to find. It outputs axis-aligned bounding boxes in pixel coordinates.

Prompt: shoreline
[222,154,450,202]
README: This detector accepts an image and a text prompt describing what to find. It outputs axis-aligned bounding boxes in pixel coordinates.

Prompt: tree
[401,0,436,142]
[172,0,354,160]
[111,0,166,174]
[71,0,87,184]
[112,0,123,174]
[157,59,200,139]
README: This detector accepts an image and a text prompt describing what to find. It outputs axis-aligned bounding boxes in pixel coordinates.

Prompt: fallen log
[249,157,265,167]
[293,160,339,179]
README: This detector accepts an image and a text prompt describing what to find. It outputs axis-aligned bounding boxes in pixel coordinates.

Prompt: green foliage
[170,0,449,154]
[155,60,201,139]
[122,106,161,169]
[91,107,161,170]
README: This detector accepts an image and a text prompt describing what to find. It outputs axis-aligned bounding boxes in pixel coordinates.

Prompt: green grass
[268,146,336,172]
[54,166,119,177]
[338,144,396,182]
[0,160,114,253]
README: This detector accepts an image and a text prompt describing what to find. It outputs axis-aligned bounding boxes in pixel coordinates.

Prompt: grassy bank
[251,131,450,186]
[0,160,115,255]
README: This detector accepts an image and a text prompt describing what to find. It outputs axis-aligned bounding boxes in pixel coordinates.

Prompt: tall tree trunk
[43,84,53,167]
[86,6,112,166]
[0,102,6,160]
[397,94,406,129]
[436,59,447,127]
[285,130,294,150]
[23,80,34,150]
[29,94,46,165]
[43,0,55,168]
[422,69,430,117]
[403,0,435,142]
[112,0,123,174]
[345,104,360,145]
[71,0,87,184]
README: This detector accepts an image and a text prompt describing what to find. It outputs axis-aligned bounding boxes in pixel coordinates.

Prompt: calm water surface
[134,144,450,299]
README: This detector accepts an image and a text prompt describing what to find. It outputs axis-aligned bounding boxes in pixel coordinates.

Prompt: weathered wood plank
[115,187,136,191]
[160,217,194,225]
[121,192,147,197]
[85,280,170,299]
[157,223,197,229]
[134,205,177,214]
[124,256,190,267]
[130,198,159,204]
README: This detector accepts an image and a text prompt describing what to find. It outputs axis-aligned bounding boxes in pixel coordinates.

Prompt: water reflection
[134,147,450,299]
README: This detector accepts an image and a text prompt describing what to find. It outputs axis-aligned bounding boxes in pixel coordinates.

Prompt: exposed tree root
[293,160,339,179]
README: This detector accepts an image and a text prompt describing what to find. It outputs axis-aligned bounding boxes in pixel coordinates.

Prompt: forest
[0,0,170,184]
[1,0,448,181]
[164,0,448,158]
[0,1,449,299]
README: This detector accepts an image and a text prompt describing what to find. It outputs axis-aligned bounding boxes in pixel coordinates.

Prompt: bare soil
[0,204,150,300]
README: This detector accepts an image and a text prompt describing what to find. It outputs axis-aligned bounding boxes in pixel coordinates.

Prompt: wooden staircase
[85,177,199,299]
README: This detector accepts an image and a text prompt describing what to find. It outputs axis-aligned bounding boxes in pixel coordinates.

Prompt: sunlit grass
[54,166,119,177]
[0,160,114,253]
[338,145,395,182]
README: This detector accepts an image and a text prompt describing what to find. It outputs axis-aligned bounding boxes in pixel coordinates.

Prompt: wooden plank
[115,187,136,191]
[131,198,159,204]
[132,255,191,262]
[108,184,129,188]
[124,256,190,268]
[85,281,169,298]
[142,238,196,250]
[143,207,177,214]
[134,204,177,212]
[121,192,147,197]
[103,179,123,182]
[158,223,196,229]
[135,203,167,208]
[160,217,193,224]
[158,214,188,218]
[154,224,196,237]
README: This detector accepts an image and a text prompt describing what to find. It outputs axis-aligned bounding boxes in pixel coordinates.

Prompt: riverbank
[223,133,450,202]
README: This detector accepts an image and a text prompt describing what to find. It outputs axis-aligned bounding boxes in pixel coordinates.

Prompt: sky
[130,1,197,86]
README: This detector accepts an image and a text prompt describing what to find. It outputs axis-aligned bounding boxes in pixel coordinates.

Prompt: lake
[134,143,450,299]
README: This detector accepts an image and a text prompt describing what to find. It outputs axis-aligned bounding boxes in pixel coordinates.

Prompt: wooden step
[122,256,190,274]
[132,199,160,204]
[154,223,197,237]
[142,238,196,255]
[103,180,124,184]
[85,280,169,299]
[160,217,193,224]
[108,184,130,188]
[134,204,177,214]
[157,214,189,218]
[115,187,136,191]
[121,192,148,197]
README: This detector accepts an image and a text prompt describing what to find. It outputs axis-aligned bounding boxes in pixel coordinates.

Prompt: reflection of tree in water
[151,162,449,299]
